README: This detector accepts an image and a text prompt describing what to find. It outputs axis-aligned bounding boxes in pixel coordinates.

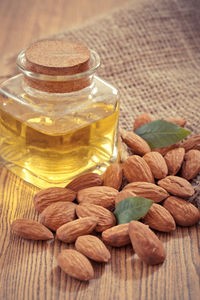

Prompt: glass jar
[0,40,119,188]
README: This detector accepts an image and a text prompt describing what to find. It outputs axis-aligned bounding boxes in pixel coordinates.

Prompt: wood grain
[0,167,200,300]
[0,0,200,299]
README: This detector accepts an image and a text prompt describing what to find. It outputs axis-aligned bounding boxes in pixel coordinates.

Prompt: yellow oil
[0,101,119,188]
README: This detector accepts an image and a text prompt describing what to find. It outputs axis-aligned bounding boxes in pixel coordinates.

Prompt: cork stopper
[24,40,91,93]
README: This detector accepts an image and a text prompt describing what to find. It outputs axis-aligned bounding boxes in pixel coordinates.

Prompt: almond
[102,223,131,247]
[34,187,76,212]
[181,135,200,152]
[123,155,154,183]
[77,186,118,210]
[143,152,168,179]
[115,190,136,207]
[154,143,180,156]
[119,138,131,162]
[163,196,200,226]
[123,182,169,203]
[75,235,111,262]
[120,129,151,155]
[103,163,123,190]
[133,113,152,131]
[143,203,176,232]
[166,118,186,127]
[164,147,185,175]
[11,219,53,240]
[57,249,94,281]
[181,149,200,180]
[56,217,98,243]
[40,201,77,231]
[158,176,195,198]
[76,203,116,232]
[65,173,103,192]
[128,221,166,265]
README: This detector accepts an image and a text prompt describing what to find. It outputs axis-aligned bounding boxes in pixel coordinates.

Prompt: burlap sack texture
[51,0,200,207]
[1,0,200,205]
[51,0,200,130]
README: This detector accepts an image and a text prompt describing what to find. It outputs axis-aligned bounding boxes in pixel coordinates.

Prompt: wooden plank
[0,167,199,300]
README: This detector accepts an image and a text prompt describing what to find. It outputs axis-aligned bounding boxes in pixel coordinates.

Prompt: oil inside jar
[0,91,119,188]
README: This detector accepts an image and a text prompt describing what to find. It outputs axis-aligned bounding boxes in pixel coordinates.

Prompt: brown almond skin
[154,143,180,156]
[75,235,111,262]
[120,129,151,155]
[34,187,76,212]
[133,113,153,131]
[12,219,53,240]
[103,163,123,190]
[181,135,200,152]
[102,223,131,247]
[166,118,186,127]
[143,203,176,232]
[57,249,94,281]
[123,155,154,183]
[115,190,136,207]
[56,217,98,243]
[143,152,168,179]
[40,201,77,231]
[128,221,166,265]
[65,173,103,192]
[118,138,130,163]
[164,148,185,175]
[158,176,194,198]
[123,182,169,203]
[181,150,200,180]
[163,196,200,226]
[77,186,118,210]
[76,203,116,232]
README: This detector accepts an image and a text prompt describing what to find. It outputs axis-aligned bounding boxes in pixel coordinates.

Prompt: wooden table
[0,1,199,299]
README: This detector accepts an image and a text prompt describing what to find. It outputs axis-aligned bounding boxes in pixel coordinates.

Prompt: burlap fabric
[51,0,200,206]
[51,0,200,131]
[2,0,200,205]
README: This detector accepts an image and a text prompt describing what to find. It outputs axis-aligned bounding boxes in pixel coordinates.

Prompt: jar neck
[21,76,97,101]
[16,49,100,94]
[23,74,93,94]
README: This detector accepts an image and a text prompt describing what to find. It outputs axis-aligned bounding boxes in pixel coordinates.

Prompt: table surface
[0,1,199,300]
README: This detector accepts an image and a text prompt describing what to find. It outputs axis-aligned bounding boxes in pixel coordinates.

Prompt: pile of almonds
[11,113,200,281]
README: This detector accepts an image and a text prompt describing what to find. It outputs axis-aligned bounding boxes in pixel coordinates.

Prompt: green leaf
[114,197,153,224]
[135,120,191,150]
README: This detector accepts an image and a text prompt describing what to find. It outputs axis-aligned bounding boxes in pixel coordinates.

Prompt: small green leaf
[135,120,191,150]
[114,197,153,224]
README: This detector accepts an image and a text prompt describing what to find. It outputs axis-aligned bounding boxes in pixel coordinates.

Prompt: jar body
[0,74,119,188]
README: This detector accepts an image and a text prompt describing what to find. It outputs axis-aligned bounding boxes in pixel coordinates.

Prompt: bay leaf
[114,197,153,224]
[135,120,190,150]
